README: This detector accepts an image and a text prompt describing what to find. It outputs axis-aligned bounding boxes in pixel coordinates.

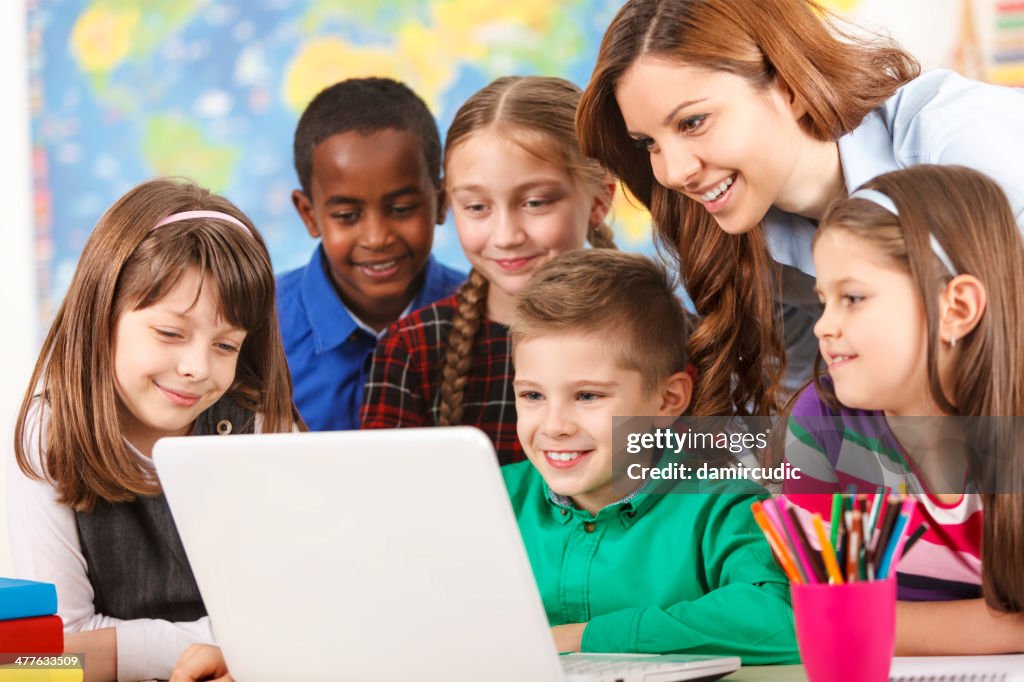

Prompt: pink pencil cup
[791,578,896,682]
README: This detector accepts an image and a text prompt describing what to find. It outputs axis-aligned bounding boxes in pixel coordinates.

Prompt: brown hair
[15,178,297,511]
[576,0,920,416]
[437,76,617,426]
[510,249,691,395]
[815,164,1024,612]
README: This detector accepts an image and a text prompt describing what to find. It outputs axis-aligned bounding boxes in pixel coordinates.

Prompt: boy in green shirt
[171,248,797,682]
[507,249,798,664]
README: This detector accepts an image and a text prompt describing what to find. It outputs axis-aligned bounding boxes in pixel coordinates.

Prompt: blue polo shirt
[276,245,465,431]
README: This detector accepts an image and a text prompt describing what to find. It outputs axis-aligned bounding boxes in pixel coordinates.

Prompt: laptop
[154,427,741,682]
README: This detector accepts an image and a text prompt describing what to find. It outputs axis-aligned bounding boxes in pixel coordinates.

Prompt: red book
[0,615,63,654]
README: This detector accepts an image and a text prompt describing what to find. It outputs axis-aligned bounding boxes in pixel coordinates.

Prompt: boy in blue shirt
[507,249,798,662]
[278,78,465,430]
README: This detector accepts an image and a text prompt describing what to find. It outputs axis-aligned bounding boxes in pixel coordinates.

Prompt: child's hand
[171,644,233,682]
[551,623,587,652]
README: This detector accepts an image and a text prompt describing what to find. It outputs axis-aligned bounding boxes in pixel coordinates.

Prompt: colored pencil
[883,498,919,576]
[864,488,884,547]
[811,513,844,584]
[846,510,861,582]
[755,494,926,587]
[786,505,827,583]
[853,509,868,580]
[837,514,848,581]
[751,501,803,584]
[868,493,889,553]
[773,499,817,583]
[878,511,911,579]
[829,493,842,548]
[870,502,901,569]
[900,523,929,559]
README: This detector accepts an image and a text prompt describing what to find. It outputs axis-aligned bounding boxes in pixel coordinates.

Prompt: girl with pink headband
[8,178,299,681]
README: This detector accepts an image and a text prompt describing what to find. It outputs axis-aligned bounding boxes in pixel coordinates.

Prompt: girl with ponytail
[360,76,616,464]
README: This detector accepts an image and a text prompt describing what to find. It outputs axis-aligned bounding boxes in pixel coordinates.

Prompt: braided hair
[437,76,618,426]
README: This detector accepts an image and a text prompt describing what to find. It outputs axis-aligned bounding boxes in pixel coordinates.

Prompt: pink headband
[152,210,253,238]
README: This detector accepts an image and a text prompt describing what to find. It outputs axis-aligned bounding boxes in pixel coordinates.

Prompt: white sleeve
[112,619,214,682]
[5,401,215,681]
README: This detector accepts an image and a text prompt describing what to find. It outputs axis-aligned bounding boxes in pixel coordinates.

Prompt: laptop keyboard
[562,656,694,678]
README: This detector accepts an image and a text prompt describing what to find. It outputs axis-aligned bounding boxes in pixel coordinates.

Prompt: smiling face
[113,268,247,455]
[513,332,687,514]
[813,229,942,417]
[614,56,810,235]
[293,128,441,330]
[446,130,596,322]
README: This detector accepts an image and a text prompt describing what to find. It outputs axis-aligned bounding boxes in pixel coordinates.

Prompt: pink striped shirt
[781,385,982,601]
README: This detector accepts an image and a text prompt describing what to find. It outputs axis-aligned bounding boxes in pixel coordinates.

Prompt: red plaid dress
[360,294,524,465]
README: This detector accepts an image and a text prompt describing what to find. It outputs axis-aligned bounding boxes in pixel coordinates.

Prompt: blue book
[0,577,58,620]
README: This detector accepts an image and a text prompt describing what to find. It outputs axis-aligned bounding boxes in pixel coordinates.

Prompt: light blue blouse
[765,70,1024,387]
[766,68,1024,279]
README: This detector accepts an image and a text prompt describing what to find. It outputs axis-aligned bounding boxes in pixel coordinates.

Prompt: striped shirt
[360,294,524,465]
[781,385,983,602]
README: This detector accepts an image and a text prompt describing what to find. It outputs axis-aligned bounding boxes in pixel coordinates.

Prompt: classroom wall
[1,0,34,576]
[853,0,983,71]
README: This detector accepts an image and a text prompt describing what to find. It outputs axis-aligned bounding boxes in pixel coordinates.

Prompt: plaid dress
[360,294,524,465]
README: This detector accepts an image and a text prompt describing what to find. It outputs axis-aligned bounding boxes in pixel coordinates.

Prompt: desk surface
[725,655,1024,680]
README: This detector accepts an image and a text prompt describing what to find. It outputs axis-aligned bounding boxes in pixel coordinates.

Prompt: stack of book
[0,578,62,654]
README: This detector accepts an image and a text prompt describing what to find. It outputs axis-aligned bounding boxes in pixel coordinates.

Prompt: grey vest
[75,396,255,621]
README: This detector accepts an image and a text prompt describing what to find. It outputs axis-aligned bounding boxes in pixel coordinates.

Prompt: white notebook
[890,655,1024,681]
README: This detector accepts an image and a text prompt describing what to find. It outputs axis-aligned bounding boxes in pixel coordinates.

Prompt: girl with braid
[360,76,616,464]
